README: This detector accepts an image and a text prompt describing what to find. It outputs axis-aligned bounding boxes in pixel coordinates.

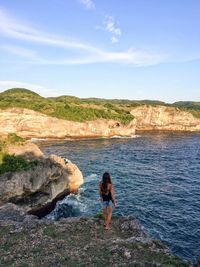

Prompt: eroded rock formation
[0,144,83,215]
[0,108,136,139]
[131,105,200,131]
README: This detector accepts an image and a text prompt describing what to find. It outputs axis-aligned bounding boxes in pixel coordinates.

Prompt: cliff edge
[131,105,200,131]
[0,142,83,216]
[0,204,189,267]
[0,108,136,139]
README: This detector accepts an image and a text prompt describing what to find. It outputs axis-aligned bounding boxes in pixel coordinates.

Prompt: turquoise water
[39,132,200,263]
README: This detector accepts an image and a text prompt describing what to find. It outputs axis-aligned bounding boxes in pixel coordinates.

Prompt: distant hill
[173,101,200,118]
[0,88,134,125]
[0,88,200,122]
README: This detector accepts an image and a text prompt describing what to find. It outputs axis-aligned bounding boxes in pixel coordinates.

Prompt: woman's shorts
[102,201,112,207]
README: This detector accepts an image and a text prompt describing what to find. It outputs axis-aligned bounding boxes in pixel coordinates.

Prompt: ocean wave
[84,173,98,183]
[110,135,141,139]
[46,189,88,220]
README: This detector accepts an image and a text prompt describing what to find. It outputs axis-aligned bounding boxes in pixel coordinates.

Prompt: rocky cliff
[131,105,200,131]
[1,106,200,140]
[0,143,83,215]
[0,204,189,267]
[0,108,136,139]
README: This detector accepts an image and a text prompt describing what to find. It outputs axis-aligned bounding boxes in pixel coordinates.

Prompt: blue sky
[0,0,199,102]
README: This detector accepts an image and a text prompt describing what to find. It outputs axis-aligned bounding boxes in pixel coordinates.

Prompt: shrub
[0,154,38,175]
[0,140,6,153]
[95,211,103,219]
[7,133,25,144]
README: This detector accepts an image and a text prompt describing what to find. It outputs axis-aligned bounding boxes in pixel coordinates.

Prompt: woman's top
[100,183,112,202]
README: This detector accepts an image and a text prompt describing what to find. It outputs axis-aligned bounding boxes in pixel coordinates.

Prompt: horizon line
[0,87,199,105]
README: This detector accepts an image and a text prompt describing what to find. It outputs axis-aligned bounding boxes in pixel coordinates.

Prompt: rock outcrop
[0,204,189,267]
[0,108,136,139]
[7,142,44,159]
[1,106,200,141]
[131,105,200,131]
[0,145,83,215]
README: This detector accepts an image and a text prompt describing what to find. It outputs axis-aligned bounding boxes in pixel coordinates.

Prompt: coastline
[0,204,189,267]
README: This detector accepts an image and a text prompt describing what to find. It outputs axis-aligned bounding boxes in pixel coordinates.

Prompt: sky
[0,0,200,103]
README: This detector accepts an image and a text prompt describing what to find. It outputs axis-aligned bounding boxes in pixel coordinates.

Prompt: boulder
[0,145,83,216]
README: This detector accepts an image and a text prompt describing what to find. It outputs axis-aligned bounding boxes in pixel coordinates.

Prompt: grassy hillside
[173,101,200,118]
[0,88,200,122]
[0,88,134,125]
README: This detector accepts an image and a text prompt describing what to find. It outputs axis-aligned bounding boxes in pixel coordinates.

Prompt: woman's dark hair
[101,172,112,193]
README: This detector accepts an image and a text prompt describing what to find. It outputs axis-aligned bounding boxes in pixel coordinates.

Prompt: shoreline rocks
[0,108,136,139]
[131,105,200,132]
[0,203,189,267]
[0,144,83,216]
[1,106,200,142]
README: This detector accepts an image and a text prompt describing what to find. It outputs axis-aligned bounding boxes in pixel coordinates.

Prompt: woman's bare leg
[102,206,107,225]
[105,206,112,229]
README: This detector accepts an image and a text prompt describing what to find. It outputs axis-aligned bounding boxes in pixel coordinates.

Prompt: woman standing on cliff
[99,172,116,230]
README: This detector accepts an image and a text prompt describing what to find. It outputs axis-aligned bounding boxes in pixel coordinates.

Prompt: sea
[38,132,200,263]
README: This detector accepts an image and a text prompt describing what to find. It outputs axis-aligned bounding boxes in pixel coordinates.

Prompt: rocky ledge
[0,108,136,139]
[0,143,83,216]
[131,105,200,132]
[0,203,189,267]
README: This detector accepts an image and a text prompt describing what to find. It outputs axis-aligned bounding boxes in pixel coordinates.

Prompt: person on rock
[99,172,116,230]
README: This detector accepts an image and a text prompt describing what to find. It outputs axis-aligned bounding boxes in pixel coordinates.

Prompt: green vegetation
[0,154,38,175]
[1,88,200,123]
[0,140,6,163]
[0,133,38,175]
[95,211,103,219]
[6,133,25,144]
[0,133,25,162]
[0,88,134,125]
[0,217,189,267]
[173,101,200,118]
[43,225,64,239]
[0,133,25,164]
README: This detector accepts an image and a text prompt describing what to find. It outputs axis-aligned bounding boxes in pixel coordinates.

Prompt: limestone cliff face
[131,105,200,131]
[0,108,136,139]
[0,144,83,215]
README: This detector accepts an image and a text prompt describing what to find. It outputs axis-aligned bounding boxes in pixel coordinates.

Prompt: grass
[173,101,200,118]
[0,218,190,267]
[0,88,134,125]
[43,225,64,239]
[1,87,200,125]
[0,154,38,175]
[0,133,38,175]
[6,133,25,144]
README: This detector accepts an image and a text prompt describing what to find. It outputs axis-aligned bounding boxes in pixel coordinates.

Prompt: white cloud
[0,9,98,52]
[100,16,122,43]
[79,0,95,10]
[0,44,37,58]
[104,16,121,36]
[111,36,119,44]
[0,8,166,66]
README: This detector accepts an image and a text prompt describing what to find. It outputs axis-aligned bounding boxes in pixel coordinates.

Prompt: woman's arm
[110,185,116,207]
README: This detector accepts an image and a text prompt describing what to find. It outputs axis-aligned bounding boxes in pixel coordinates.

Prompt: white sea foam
[28,138,50,142]
[110,135,140,139]
[46,188,88,220]
[84,173,98,183]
